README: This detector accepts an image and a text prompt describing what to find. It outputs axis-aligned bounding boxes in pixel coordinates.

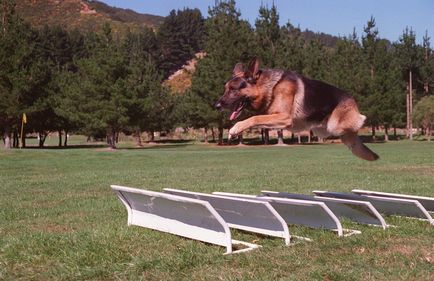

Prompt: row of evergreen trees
[1,0,434,149]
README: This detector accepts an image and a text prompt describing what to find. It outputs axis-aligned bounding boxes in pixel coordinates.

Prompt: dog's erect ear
[232,63,245,77]
[245,57,260,80]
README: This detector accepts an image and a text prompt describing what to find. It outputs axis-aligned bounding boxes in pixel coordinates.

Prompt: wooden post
[20,114,26,149]
[409,70,413,140]
[406,84,410,138]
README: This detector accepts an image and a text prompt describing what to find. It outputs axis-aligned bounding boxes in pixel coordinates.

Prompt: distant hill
[15,0,164,33]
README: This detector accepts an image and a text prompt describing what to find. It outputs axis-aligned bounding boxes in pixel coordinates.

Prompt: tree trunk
[135,129,143,147]
[371,125,376,140]
[107,129,117,149]
[3,125,11,149]
[13,130,17,148]
[263,129,269,145]
[384,125,389,142]
[218,127,223,145]
[426,126,432,142]
[38,132,47,148]
[58,130,62,147]
[308,131,311,143]
[149,131,155,142]
[393,127,397,139]
[277,129,285,145]
[237,134,244,146]
[211,128,216,142]
[64,130,68,147]
[15,131,20,147]
[203,127,209,144]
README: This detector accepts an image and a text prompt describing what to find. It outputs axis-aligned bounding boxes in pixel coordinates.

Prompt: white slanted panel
[111,185,233,253]
[314,190,434,225]
[261,191,387,229]
[213,192,343,236]
[163,188,290,245]
[352,189,434,212]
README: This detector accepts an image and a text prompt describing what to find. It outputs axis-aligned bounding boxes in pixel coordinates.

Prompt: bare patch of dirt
[421,247,434,265]
[29,222,73,233]
[94,147,117,152]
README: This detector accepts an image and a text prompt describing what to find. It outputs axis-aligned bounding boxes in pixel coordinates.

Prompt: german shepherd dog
[214,58,379,161]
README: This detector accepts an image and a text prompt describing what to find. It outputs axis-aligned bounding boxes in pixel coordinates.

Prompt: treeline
[1,0,434,149]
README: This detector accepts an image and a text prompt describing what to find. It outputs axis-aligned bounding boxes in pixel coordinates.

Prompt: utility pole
[408,70,413,140]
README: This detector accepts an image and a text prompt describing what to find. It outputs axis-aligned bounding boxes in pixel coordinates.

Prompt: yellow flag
[22,113,27,124]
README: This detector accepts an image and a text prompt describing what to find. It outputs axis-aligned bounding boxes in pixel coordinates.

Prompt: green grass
[0,140,433,280]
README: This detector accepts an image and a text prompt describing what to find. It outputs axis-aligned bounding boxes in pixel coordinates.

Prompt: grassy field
[0,140,433,280]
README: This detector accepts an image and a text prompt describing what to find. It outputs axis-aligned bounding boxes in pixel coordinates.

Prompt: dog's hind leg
[341,132,379,161]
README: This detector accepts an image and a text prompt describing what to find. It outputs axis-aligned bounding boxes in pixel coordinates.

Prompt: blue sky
[99,0,434,45]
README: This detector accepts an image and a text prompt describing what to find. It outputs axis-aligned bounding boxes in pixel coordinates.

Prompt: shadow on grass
[19,144,108,150]
[121,143,193,150]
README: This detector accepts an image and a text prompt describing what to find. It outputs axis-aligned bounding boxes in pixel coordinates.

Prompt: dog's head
[214,57,261,120]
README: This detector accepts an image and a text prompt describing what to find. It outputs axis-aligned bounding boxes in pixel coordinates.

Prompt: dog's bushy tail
[341,132,379,161]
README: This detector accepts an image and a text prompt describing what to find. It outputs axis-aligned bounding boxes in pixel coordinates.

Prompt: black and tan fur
[214,57,379,161]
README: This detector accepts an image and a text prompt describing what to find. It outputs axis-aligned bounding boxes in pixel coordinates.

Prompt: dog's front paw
[228,123,243,140]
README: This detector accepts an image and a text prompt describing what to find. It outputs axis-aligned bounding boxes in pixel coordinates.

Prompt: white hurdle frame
[261,190,387,229]
[212,192,358,237]
[314,190,434,225]
[163,188,291,245]
[111,185,260,254]
[352,189,434,212]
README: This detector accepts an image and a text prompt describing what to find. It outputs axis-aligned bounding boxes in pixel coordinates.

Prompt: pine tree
[360,17,404,140]
[157,8,205,78]
[275,22,304,73]
[255,3,280,67]
[0,0,35,149]
[420,31,434,95]
[76,24,130,149]
[395,27,421,140]
[328,31,365,101]
[123,29,164,145]
[190,0,255,144]
[302,38,329,80]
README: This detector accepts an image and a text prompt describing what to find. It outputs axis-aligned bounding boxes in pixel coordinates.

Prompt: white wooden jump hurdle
[261,191,387,229]
[213,192,360,237]
[314,190,434,225]
[163,188,291,245]
[351,189,434,212]
[111,185,260,254]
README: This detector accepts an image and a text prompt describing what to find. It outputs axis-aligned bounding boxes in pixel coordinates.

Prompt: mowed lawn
[0,140,433,280]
